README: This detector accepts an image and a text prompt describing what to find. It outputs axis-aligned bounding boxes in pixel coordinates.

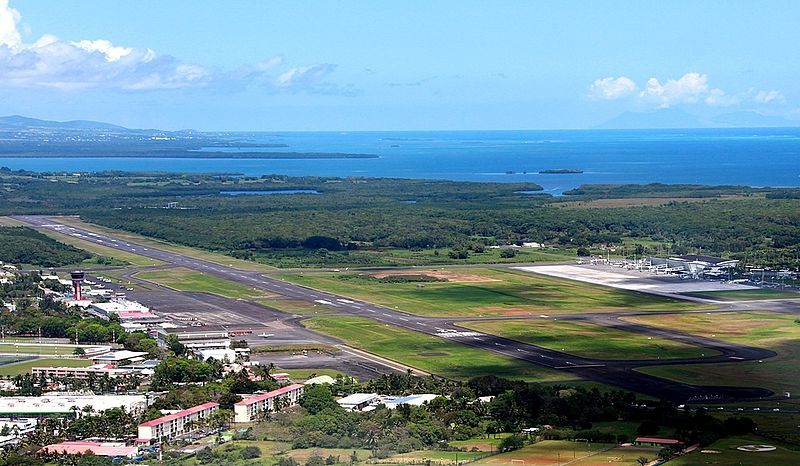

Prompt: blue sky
[1,0,798,130]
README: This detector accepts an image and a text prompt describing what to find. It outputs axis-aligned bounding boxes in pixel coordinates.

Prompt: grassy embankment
[460,319,718,360]
[280,268,701,317]
[303,316,577,383]
[628,312,800,398]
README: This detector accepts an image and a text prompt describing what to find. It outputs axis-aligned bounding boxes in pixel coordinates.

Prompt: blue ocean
[2,128,799,195]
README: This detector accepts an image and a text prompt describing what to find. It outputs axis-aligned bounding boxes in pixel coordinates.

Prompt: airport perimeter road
[13,215,780,402]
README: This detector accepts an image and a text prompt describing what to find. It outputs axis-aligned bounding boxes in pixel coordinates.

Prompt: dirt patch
[418,352,449,357]
[370,270,501,283]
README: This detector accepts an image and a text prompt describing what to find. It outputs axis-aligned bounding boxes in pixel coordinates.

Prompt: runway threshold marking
[554,364,606,369]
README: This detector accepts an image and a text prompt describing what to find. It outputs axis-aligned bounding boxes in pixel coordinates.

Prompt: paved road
[16,215,789,402]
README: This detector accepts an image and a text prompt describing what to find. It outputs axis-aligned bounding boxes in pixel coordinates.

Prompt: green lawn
[54,216,275,271]
[302,316,576,382]
[624,312,800,347]
[461,319,718,360]
[0,358,91,376]
[0,342,100,356]
[683,288,799,301]
[280,268,699,317]
[629,312,800,395]
[668,436,800,466]
[135,267,274,299]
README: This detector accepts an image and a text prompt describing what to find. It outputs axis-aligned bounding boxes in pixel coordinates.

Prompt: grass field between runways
[280,268,700,317]
[628,312,800,395]
[135,266,276,300]
[667,435,800,466]
[460,319,718,360]
[302,316,577,383]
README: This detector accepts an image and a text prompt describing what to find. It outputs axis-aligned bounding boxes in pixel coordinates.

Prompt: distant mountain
[596,108,798,130]
[595,108,707,129]
[711,111,796,128]
[0,115,132,132]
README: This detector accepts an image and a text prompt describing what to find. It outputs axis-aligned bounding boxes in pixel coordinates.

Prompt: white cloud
[255,55,283,71]
[0,1,208,90]
[588,76,637,100]
[71,39,134,62]
[277,64,337,88]
[639,72,709,108]
[0,0,21,49]
[704,88,739,106]
[752,89,784,104]
[588,72,786,109]
[0,2,347,94]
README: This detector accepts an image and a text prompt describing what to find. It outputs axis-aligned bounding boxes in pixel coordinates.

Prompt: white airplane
[258,333,275,338]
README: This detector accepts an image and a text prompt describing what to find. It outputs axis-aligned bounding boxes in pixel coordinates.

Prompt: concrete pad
[514,264,757,295]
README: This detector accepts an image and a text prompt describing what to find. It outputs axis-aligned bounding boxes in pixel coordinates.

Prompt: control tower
[70,271,85,301]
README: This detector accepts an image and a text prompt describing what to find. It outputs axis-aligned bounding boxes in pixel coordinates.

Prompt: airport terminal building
[647,254,739,278]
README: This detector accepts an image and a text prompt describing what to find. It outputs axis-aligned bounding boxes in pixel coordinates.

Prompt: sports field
[54,216,275,271]
[385,450,487,464]
[473,440,634,466]
[135,267,275,300]
[281,268,699,317]
[629,312,800,395]
[302,316,576,382]
[668,436,800,465]
[0,358,91,376]
[0,342,102,356]
[460,319,716,360]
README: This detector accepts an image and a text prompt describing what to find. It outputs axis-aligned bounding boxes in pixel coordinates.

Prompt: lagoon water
[2,128,799,194]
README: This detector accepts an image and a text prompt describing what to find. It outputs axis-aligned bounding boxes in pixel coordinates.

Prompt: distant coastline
[0,151,378,159]
[539,168,583,174]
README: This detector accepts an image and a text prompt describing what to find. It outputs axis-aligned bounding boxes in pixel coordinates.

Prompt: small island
[539,168,583,174]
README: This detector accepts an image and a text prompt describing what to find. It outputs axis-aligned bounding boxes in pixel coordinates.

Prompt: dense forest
[0,227,91,266]
[1,169,799,268]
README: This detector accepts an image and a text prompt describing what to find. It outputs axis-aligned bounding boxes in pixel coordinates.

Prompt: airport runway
[16,215,789,402]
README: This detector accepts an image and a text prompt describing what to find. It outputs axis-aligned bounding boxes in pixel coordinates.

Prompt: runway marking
[554,364,606,369]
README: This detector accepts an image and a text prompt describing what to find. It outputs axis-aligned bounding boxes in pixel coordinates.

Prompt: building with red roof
[634,437,683,448]
[137,402,219,442]
[41,441,139,459]
[234,384,304,423]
